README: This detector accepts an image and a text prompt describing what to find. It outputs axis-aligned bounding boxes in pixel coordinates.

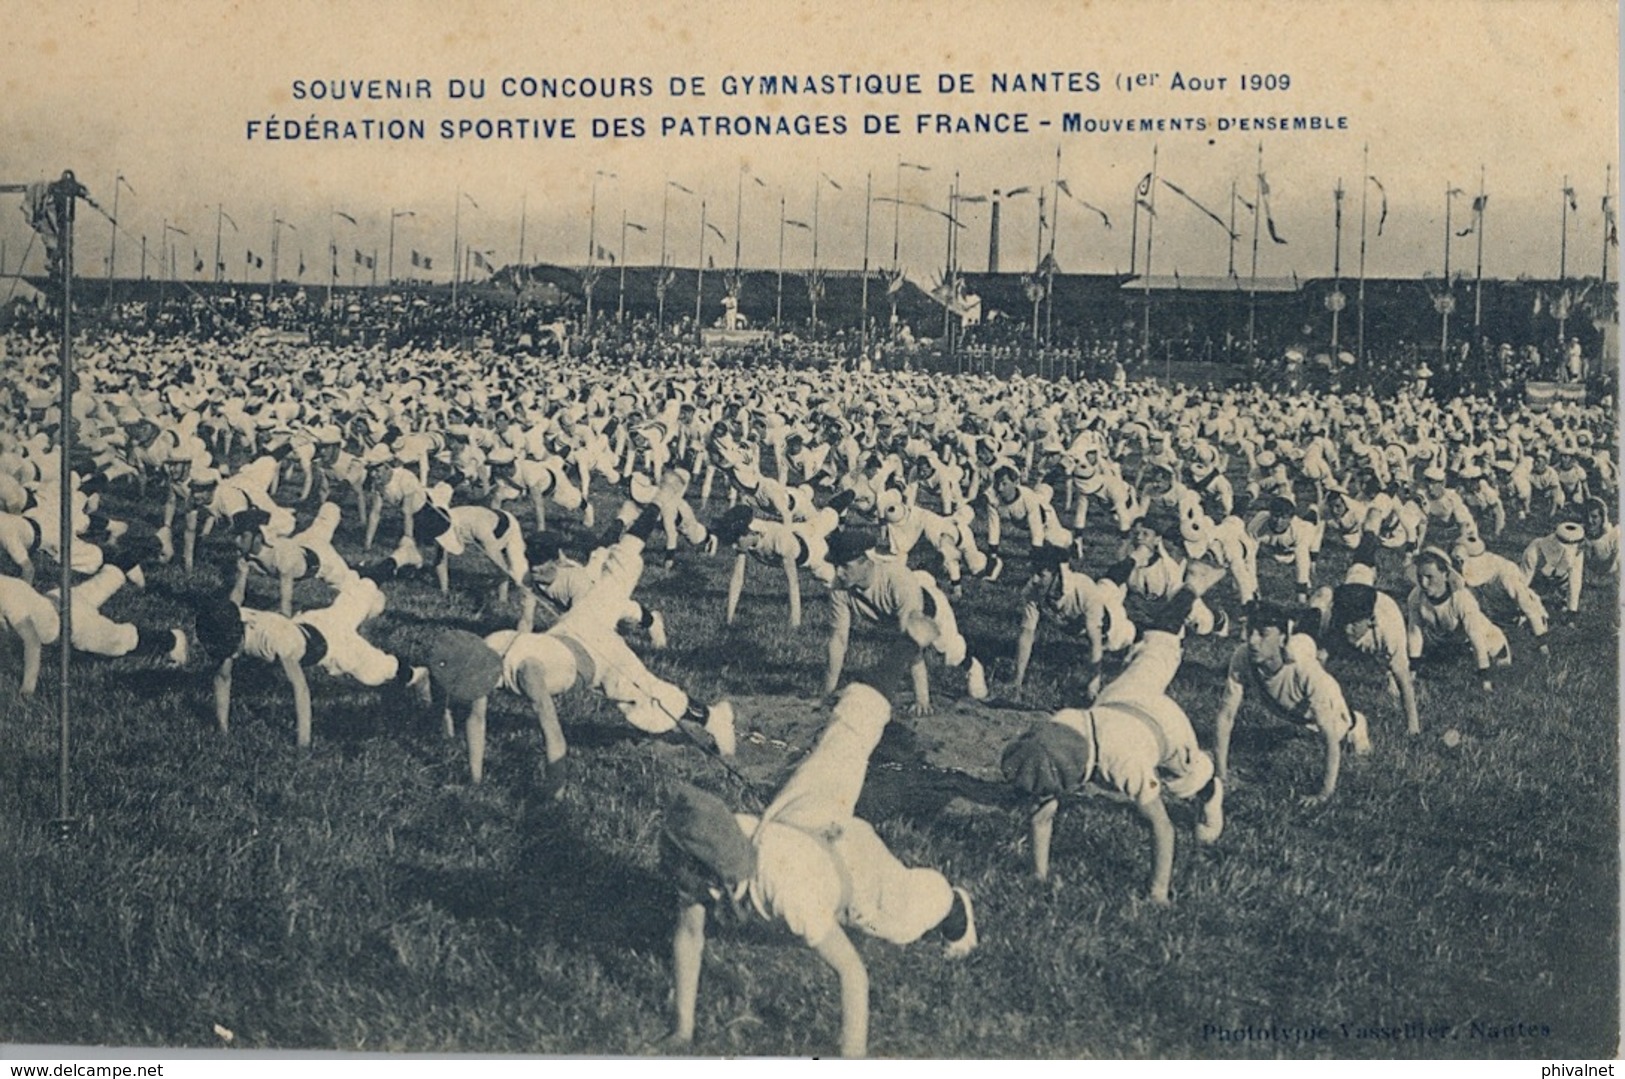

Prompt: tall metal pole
[618,211,632,323]
[1604,164,1614,288]
[1357,146,1370,363]
[106,174,121,310]
[1442,185,1455,360]
[1227,179,1238,277]
[658,180,670,331]
[1331,179,1344,352]
[213,204,225,289]
[1129,180,1140,276]
[1046,144,1061,345]
[1141,144,1159,364]
[1247,144,1262,359]
[517,193,527,269]
[695,199,707,332]
[452,189,462,310]
[54,173,79,834]
[1560,174,1570,282]
[1473,166,1486,339]
[811,177,822,339]
[860,171,872,359]
[776,196,786,329]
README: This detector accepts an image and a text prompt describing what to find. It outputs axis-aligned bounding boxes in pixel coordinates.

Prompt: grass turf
[0,468,1616,1058]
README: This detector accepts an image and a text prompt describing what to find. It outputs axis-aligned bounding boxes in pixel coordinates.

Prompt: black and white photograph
[0,0,1619,1064]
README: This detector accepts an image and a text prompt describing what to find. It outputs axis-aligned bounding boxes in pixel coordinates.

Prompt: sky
[0,0,1617,287]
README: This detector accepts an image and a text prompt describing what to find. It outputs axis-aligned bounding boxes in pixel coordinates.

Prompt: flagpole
[452,188,462,310]
[1560,174,1570,282]
[733,166,744,277]
[695,199,707,333]
[777,196,786,330]
[944,178,955,353]
[106,173,121,310]
[214,203,226,289]
[1331,179,1344,353]
[1129,179,1140,276]
[1474,166,1486,339]
[659,179,670,331]
[1227,179,1238,278]
[1358,145,1369,363]
[1604,164,1614,288]
[55,174,80,835]
[1141,144,1159,365]
[892,156,902,272]
[861,170,872,360]
[1046,144,1061,346]
[328,207,337,314]
[517,194,527,269]
[617,211,627,322]
[159,217,169,309]
[812,175,822,339]
[1442,184,1454,360]
[1247,144,1262,359]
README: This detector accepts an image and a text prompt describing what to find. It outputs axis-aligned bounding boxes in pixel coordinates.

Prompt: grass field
[0,452,1618,1059]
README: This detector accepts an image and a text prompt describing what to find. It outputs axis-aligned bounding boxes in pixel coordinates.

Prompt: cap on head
[428,630,503,704]
[824,528,876,568]
[1001,719,1093,799]
[193,594,246,664]
[663,784,755,885]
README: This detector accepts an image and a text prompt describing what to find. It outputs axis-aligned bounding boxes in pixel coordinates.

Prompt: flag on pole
[355,249,365,265]
[669,180,694,195]
[298,251,306,277]
[1456,194,1486,237]
[597,245,615,264]
[786,218,811,230]
[334,210,358,226]
[471,250,492,272]
[463,192,480,209]
[193,249,204,274]
[411,250,421,267]
[220,210,238,232]
[1005,186,1033,197]
[1367,176,1388,236]
[1258,174,1287,244]
[706,221,726,242]
[1564,186,1579,213]
[958,194,989,204]
[1161,178,1235,238]
[626,221,647,233]
[1136,173,1153,197]
[822,173,843,191]
[900,161,931,172]
[1136,198,1157,218]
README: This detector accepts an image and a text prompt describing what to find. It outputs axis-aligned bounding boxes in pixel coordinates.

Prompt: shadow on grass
[857,720,1023,824]
[395,810,671,959]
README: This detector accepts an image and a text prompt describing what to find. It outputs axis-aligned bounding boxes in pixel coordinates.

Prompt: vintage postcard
[0,0,1618,1066]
